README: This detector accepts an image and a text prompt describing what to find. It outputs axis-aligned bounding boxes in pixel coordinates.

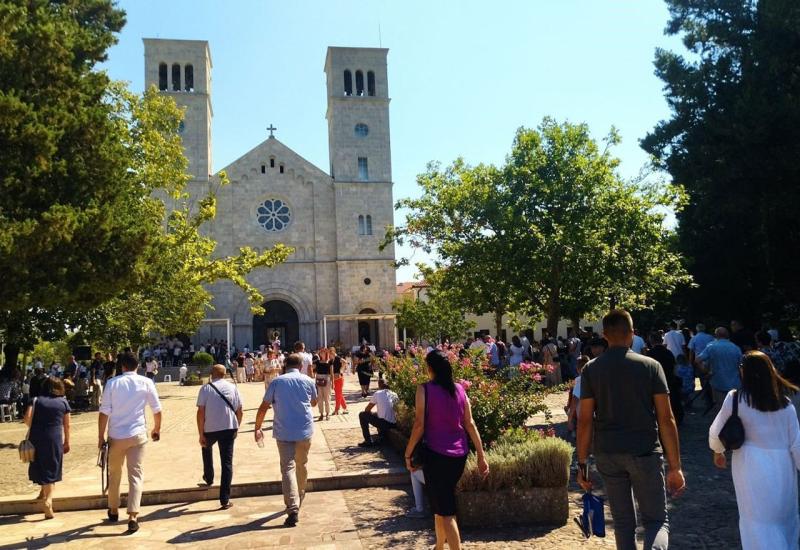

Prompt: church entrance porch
[252,300,299,351]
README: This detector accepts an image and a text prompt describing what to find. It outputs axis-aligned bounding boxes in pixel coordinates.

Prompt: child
[567,355,590,435]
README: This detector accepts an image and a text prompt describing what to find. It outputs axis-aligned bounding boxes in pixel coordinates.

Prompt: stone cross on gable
[267,124,277,138]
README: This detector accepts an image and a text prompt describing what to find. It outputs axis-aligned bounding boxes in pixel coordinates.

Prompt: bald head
[211,364,227,379]
[715,327,730,339]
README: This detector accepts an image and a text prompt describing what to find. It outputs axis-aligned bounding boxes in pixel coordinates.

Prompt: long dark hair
[426,349,456,397]
[739,351,798,412]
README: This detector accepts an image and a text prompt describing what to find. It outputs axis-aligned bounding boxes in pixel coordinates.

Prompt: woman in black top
[25,376,71,519]
[315,348,333,420]
[356,345,373,397]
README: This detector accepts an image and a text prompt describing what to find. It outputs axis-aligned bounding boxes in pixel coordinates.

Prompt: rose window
[256,199,291,232]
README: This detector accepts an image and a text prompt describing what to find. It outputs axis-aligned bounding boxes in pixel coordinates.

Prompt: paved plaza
[0,375,740,548]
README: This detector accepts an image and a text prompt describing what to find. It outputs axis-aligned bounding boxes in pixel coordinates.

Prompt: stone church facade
[143,39,396,350]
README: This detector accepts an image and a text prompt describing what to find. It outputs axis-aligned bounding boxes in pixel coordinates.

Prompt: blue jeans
[595,452,669,550]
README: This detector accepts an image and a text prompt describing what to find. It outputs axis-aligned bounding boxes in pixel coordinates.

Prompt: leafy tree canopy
[389,118,690,334]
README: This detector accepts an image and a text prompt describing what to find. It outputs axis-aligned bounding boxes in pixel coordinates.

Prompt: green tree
[393,271,474,343]
[642,0,800,324]
[390,118,689,335]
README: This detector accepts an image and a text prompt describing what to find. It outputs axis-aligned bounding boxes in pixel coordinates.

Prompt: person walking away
[89,352,104,409]
[24,376,70,519]
[358,378,398,447]
[687,323,714,365]
[234,353,246,384]
[697,327,742,408]
[566,355,590,436]
[578,309,685,550]
[293,341,314,377]
[28,366,48,399]
[98,352,162,534]
[663,322,685,359]
[332,348,348,415]
[197,364,243,509]
[405,350,489,550]
[568,331,583,377]
[631,329,647,354]
[709,351,800,550]
[314,347,333,420]
[646,332,685,426]
[356,345,373,397]
[730,320,756,352]
[179,363,188,385]
[509,336,525,368]
[542,338,561,385]
[254,354,318,527]
[102,353,116,387]
[244,353,255,383]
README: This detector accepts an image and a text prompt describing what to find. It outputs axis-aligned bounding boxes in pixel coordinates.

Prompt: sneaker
[284,512,299,527]
[405,508,426,519]
[127,519,139,534]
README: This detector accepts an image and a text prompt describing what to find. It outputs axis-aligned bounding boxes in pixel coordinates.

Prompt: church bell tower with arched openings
[143,38,212,182]
[325,47,396,347]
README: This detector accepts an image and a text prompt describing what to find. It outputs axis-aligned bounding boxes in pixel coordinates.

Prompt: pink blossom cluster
[538,427,556,438]
[458,378,473,391]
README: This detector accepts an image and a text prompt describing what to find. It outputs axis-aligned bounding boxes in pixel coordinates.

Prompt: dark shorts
[423,450,467,517]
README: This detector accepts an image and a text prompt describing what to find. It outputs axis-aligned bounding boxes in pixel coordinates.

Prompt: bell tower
[143,38,212,182]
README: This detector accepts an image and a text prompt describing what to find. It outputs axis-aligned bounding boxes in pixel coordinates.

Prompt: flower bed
[384,347,572,527]
[384,347,556,446]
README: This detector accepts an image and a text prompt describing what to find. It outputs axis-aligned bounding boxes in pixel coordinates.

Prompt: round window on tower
[363,278,372,285]
[354,123,369,138]
[256,198,292,232]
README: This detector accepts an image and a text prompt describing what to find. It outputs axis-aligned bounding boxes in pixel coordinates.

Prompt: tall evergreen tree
[642,0,800,324]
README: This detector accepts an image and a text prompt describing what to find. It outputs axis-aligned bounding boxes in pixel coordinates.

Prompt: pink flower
[533,373,543,382]
[460,357,471,368]
[458,379,473,391]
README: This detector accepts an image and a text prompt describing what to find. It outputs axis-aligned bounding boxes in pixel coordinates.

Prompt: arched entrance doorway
[358,308,378,347]
[252,300,299,351]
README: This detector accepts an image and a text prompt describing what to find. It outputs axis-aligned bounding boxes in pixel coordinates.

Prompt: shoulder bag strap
[732,390,738,417]
[26,397,37,440]
[208,382,238,415]
[422,383,428,438]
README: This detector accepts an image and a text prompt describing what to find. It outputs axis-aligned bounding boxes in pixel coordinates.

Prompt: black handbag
[718,390,745,451]
[410,383,429,468]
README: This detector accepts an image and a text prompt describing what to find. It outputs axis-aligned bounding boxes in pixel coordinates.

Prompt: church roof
[216,136,331,182]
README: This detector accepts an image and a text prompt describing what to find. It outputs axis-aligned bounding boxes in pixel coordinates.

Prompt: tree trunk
[571,316,581,336]
[2,342,20,377]
[494,307,504,339]
[546,297,560,340]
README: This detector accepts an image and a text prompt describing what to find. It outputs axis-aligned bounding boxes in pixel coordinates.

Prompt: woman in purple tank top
[405,350,489,549]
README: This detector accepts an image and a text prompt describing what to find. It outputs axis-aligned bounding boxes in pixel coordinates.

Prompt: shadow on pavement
[165,510,287,543]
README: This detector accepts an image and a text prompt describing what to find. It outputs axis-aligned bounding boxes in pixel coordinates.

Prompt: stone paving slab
[0,376,390,503]
[0,490,363,549]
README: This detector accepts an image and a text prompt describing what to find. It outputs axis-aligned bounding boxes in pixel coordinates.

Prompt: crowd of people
[8,313,800,549]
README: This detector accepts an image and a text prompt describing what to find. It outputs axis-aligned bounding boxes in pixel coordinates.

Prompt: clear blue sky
[103,0,683,282]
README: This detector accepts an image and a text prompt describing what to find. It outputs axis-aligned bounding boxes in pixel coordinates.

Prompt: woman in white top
[508,336,525,367]
[709,351,800,550]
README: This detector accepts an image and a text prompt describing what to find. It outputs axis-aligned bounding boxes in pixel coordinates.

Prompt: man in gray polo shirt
[578,310,685,550]
[197,364,243,509]
[254,353,318,527]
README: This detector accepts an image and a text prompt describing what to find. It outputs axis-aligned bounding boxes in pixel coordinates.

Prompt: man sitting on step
[358,378,398,447]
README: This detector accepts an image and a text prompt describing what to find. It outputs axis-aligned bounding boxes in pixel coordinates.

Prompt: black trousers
[201,429,237,505]
[359,411,395,442]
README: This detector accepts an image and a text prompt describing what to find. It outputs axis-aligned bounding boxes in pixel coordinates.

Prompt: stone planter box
[385,428,568,527]
[456,486,567,527]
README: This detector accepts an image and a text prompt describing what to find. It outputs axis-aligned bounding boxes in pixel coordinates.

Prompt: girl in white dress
[709,351,800,550]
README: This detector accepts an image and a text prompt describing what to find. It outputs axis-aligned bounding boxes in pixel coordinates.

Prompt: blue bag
[580,491,605,537]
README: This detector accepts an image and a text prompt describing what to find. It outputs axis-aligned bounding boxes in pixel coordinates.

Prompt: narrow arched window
[171,63,181,91]
[184,64,194,91]
[343,70,353,96]
[367,71,375,96]
[366,215,373,235]
[279,163,285,174]
[358,215,365,235]
[355,70,364,96]
[158,63,168,90]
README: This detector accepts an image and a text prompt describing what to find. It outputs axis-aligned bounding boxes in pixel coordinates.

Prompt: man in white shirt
[520,333,532,359]
[631,330,647,354]
[664,322,685,358]
[358,379,398,447]
[98,353,162,533]
[197,364,243,509]
[293,341,314,377]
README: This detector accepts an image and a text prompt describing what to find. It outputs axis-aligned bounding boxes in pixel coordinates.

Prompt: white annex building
[143,39,396,350]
